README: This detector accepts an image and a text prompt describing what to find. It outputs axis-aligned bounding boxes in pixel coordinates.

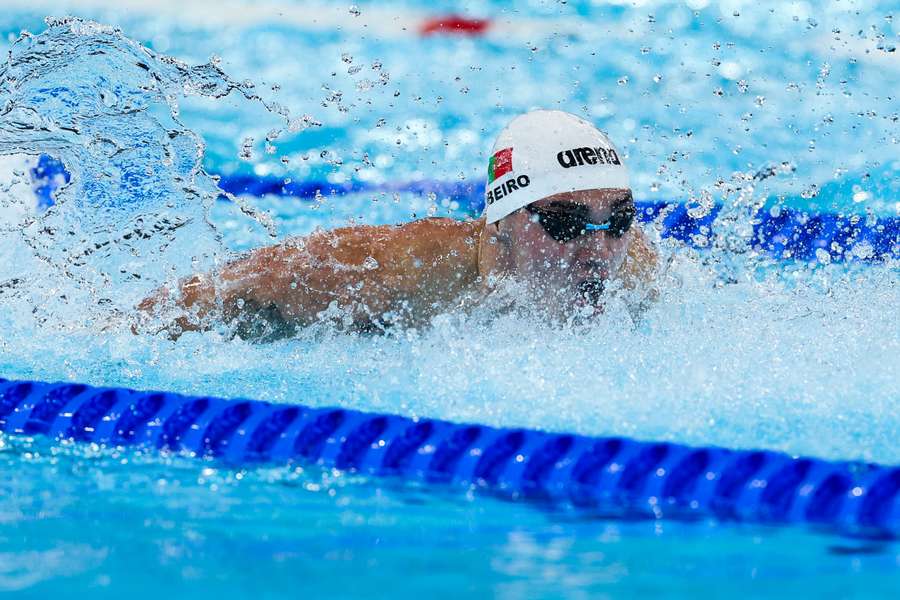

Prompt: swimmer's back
[302,217,481,318]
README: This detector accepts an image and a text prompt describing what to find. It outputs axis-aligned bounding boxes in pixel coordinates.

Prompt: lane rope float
[1,377,897,536]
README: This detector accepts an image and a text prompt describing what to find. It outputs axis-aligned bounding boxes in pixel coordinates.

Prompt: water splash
[0,18,286,314]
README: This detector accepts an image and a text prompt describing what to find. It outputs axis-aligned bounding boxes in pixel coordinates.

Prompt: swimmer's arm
[134,218,476,338]
[134,243,308,339]
[133,272,216,337]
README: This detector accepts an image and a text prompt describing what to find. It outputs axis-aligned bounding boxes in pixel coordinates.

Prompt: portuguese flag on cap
[488,147,513,183]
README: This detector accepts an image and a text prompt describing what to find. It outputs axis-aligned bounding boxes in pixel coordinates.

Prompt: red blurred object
[420,15,491,36]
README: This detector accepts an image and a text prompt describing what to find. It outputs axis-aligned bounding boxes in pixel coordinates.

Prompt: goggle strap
[584,222,611,231]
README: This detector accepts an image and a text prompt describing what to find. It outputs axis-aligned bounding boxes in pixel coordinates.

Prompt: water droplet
[815,248,831,264]
[362,256,379,270]
[800,184,819,199]
[99,89,118,107]
[288,114,321,132]
[686,190,714,218]
[239,137,254,161]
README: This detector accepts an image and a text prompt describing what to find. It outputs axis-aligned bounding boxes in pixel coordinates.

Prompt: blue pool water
[0,0,898,596]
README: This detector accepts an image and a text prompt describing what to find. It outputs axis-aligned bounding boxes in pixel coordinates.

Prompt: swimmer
[135,109,659,339]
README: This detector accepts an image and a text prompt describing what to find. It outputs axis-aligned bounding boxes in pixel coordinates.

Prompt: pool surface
[0,0,898,597]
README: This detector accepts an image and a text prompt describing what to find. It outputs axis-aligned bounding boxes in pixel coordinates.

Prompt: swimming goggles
[525,199,635,243]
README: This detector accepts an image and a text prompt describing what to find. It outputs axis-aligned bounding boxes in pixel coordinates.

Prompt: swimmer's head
[479,110,635,315]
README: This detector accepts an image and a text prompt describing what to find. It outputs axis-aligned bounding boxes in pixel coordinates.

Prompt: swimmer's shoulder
[393,217,482,274]
[619,225,661,323]
[400,216,481,238]
[277,217,481,275]
[621,224,660,287]
[299,217,479,249]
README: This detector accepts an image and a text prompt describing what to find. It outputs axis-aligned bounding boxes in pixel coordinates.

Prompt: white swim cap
[482,110,630,224]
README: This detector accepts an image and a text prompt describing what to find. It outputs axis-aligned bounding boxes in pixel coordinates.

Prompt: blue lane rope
[28,155,900,263]
[1,377,897,536]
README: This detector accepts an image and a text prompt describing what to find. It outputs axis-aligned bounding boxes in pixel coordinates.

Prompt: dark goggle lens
[606,203,635,237]
[526,201,635,243]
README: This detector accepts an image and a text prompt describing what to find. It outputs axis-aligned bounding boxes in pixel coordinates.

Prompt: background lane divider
[28,155,900,263]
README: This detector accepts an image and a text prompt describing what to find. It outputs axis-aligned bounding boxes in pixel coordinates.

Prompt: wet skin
[478,189,652,318]
[135,188,658,339]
